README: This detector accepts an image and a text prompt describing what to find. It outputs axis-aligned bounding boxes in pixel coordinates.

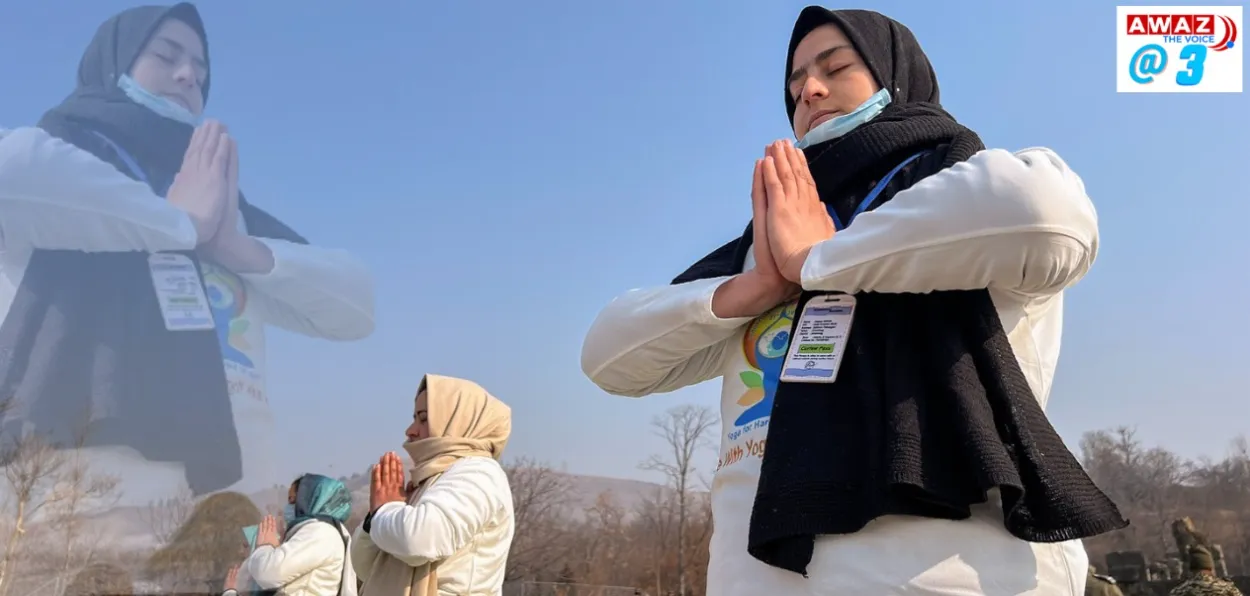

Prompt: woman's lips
[808,110,841,130]
[163,94,192,111]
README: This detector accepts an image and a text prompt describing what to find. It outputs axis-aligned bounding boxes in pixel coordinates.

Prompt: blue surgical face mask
[795,88,892,149]
[282,503,297,525]
[117,74,202,126]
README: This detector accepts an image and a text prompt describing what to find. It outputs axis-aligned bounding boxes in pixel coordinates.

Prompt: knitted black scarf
[675,7,1126,576]
[0,3,306,495]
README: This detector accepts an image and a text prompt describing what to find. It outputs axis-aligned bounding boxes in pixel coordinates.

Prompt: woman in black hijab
[583,7,1122,595]
[0,4,374,506]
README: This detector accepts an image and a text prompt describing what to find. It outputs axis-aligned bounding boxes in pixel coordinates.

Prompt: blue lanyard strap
[91,131,149,184]
[827,151,926,231]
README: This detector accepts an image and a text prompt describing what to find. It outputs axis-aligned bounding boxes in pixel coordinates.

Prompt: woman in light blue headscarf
[231,474,358,596]
[285,473,354,529]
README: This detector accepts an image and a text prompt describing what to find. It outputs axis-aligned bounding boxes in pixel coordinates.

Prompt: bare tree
[578,492,630,586]
[139,489,196,546]
[503,458,574,580]
[683,491,714,593]
[636,487,677,595]
[1081,426,1202,556]
[1137,446,1192,552]
[0,431,66,596]
[48,425,120,595]
[1077,427,1250,575]
[640,405,716,596]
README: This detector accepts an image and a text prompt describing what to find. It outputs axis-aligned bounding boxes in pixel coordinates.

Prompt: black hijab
[40,3,211,192]
[676,7,1127,576]
[0,3,304,495]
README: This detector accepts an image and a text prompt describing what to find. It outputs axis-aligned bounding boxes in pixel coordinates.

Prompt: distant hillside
[255,469,679,513]
[57,470,677,551]
[559,473,678,513]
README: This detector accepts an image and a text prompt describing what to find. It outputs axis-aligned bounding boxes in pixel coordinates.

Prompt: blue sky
[1,0,1245,487]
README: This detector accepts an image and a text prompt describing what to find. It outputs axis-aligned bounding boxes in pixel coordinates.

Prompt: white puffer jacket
[352,456,515,596]
[244,519,357,596]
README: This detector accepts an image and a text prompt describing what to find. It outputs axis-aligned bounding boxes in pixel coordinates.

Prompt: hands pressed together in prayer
[255,513,284,548]
[369,451,412,513]
[712,139,835,319]
[167,119,274,273]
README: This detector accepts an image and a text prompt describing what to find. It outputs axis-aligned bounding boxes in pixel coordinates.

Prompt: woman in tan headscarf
[351,374,515,596]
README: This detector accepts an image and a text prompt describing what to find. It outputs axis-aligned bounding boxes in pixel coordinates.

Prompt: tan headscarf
[358,374,511,596]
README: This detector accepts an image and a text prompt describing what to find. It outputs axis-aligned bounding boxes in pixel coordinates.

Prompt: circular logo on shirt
[201,262,254,369]
[735,301,796,428]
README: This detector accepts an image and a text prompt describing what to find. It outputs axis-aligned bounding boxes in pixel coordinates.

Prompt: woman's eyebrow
[788,45,852,86]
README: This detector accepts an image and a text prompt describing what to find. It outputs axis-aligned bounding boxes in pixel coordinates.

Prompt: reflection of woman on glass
[352,375,515,596]
[0,2,374,505]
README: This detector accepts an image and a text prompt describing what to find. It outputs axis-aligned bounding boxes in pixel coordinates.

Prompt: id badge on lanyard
[780,151,925,383]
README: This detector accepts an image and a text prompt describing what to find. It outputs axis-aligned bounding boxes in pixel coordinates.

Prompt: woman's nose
[801,77,829,104]
[172,62,198,89]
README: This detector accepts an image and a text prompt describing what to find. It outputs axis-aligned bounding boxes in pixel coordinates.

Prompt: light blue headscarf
[287,474,353,532]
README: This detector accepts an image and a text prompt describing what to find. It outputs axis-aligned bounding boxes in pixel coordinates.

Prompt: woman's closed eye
[825,64,849,78]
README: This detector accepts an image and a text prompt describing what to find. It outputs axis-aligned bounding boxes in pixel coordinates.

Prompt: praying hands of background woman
[255,514,283,548]
[369,452,409,512]
[760,139,835,283]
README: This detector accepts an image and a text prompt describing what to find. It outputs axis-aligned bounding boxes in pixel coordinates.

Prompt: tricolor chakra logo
[201,262,254,368]
[734,301,796,427]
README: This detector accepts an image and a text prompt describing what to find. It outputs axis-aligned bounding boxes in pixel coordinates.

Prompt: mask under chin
[117,74,202,126]
[795,88,892,150]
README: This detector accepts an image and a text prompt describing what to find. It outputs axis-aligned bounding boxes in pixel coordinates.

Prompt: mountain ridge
[65,470,678,551]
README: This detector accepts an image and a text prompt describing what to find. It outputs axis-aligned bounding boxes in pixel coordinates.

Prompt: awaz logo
[1126,13,1238,50]
[1117,6,1243,93]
